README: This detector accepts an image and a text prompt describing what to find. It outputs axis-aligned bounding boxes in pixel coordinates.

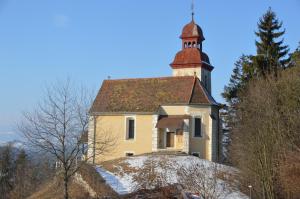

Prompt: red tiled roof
[181,20,205,41]
[170,48,214,71]
[156,115,190,129]
[90,76,217,114]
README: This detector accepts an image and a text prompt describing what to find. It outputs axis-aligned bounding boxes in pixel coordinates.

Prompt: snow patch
[95,167,133,195]
[96,155,248,198]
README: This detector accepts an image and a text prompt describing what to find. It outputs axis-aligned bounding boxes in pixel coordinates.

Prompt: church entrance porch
[158,129,184,151]
[155,115,190,152]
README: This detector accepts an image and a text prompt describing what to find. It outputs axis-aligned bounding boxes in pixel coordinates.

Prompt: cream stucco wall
[93,114,153,163]
[90,105,219,163]
[187,105,212,160]
[173,67,201,79]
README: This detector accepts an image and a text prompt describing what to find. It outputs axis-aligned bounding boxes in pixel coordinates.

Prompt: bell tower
[170,13,214,94]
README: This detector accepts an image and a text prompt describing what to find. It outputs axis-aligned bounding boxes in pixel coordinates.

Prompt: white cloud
[53,14,70,28]
[0,131,16,135]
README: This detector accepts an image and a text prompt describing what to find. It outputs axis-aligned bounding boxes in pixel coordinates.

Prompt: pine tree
[222,55,251,106]
[222,9,291,164]
[254,8,290,76]
[221,55,251,162]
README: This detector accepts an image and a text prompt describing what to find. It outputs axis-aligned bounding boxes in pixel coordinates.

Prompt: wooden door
[166,132,175,148]
[176,130,183,149]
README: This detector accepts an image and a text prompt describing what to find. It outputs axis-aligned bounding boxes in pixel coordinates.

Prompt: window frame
[128,119,135,139]
[193,116,202,138]
[125,116,136,141]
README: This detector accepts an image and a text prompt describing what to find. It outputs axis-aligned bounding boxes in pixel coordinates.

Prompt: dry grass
[100,157,139,177]
[27,176,90,199]
[28,162,119,199]
[78,163,119,198]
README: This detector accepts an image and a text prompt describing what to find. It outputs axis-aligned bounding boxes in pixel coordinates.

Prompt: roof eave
[90,103,219,116]
[90,111,157,116]
[170,62,214,71]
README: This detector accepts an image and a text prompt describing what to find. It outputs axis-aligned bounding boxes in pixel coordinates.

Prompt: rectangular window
[128,119,135,139]
[192,152,200,157]
[194,118,202,137]
[125,152,134,157]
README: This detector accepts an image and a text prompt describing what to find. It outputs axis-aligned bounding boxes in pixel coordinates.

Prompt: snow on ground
[95,155,248,199]
[95,167,131,195]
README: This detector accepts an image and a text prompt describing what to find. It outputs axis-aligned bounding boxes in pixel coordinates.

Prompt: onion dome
[180,20,205,41]
[170,19,213,71]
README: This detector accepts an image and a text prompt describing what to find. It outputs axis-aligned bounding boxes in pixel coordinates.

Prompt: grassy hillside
[27,163,118,199]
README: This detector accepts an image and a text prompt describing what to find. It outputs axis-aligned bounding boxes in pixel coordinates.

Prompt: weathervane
[191,0,195,21]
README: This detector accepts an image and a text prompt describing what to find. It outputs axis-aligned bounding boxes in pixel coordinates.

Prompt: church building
[88,15,220,163]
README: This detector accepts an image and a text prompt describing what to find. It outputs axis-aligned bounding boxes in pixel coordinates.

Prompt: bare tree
[19,80,116,199]
[177,160,232,199]
[132,155,182,192]
[230,66,300,199]
[133,156,163,190]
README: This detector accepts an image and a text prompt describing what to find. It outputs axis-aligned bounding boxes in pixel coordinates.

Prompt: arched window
[197,43,201,49]
[192,41,196,48]
[188,42,192,48]
[184,42,187,48]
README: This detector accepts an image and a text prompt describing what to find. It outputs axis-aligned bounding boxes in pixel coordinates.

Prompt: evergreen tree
[222,55,252,105]
[254,8,290,76]
[221,9,290,162]
[221,55,251,162]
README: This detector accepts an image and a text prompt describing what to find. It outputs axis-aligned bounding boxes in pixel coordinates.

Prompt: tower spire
[191,0,195,21]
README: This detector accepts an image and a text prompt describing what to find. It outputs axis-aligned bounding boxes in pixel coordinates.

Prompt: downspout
[217,106,221,163]
[93,115,96,164]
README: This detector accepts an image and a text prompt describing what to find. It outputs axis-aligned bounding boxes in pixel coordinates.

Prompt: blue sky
[0,0,299,142]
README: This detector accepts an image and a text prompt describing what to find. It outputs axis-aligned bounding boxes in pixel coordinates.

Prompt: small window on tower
[205,75,208,89]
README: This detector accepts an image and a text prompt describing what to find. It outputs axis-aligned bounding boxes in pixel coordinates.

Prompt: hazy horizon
[1,0,300,142]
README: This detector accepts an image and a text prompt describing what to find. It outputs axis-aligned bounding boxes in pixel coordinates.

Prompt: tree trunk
[64,175,69,199]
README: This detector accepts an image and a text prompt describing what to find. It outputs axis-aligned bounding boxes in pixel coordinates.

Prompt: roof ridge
[105,76,195,82]
[188,76,197,103]
[196,79,212,103]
